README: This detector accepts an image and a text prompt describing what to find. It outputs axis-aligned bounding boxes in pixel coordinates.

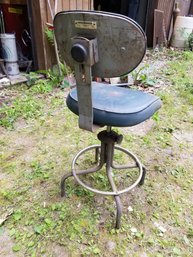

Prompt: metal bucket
[0,33,18,62]
[0,33,19,75]
[5,62,19,76]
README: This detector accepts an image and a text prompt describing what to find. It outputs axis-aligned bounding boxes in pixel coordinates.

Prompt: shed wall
[30,0,93,70]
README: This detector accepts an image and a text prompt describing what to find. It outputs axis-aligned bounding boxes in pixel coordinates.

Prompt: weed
[131,64,156,87]
[0,95,43,128]
[165,51,193,104]
[45,27,54,45]
[28,79,54,94]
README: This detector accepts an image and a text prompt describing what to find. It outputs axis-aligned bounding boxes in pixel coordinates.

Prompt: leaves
[12,244,21,252]
[34,225,43,235]
[13,211,22,221]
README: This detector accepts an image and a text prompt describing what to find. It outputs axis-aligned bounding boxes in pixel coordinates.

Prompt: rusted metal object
[54,11,146,78]
[55,11,149,228]
[55,10,146,132]
[61,127,146,229]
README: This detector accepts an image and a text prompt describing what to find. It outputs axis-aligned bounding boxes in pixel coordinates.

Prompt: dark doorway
[94,0,149,30]
[0,0,35,71]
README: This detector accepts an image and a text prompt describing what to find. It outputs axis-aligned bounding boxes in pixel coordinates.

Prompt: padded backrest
[54,10,146,78]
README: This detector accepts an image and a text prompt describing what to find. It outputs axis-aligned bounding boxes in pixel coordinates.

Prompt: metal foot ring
[72,145,143,196]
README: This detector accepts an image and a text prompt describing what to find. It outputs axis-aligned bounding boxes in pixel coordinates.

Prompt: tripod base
[61,129,146,229]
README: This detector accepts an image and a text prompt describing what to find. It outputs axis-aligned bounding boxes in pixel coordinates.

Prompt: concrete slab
[0,73,44,90]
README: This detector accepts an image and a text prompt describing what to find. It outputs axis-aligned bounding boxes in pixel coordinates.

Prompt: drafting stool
[54,11,162,228]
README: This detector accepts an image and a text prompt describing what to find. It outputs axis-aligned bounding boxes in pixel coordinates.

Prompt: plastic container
[171,16,193,49]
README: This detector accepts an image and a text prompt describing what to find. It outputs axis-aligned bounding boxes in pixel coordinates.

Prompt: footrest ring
[72,145,143,196]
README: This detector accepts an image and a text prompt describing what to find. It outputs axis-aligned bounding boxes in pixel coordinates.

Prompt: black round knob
[71,43,88,63]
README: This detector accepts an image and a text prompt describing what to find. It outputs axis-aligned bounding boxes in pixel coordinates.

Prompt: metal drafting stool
[54,11,162,228]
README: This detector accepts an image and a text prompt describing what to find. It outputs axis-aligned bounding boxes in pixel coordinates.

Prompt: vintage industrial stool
[54,11,162,228]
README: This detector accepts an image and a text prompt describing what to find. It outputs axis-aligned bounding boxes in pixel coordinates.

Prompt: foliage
[0,94,43,128]
[131,64,156,87]
[165,51,193,104]
[188,30,193,51]
[44,26,73,88]
[45,27,54,45]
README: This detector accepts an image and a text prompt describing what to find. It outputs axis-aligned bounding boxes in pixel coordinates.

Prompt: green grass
[165,51,193,104]
[0,94,43,128]
[0,49,193,256]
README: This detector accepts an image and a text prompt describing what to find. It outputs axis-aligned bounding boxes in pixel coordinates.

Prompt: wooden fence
[29,0,93,70]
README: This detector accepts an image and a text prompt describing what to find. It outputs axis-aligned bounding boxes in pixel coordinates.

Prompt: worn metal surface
[71,144,143,196]
[60,128,146,228]
[73,63,94,131]
[54,10,146,78]
[70,36,99,131]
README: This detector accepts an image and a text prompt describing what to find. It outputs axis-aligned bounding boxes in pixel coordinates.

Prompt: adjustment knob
[116,134,123,144]
[71,43,88,63]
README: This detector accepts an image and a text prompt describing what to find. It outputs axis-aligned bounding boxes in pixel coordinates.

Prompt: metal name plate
[75,20,97,29]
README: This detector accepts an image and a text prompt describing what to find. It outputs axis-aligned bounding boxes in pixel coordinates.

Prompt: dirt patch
[173,131,193,145]
[50,244,69,257]
[121,119,156,136]
[0,229,16,257]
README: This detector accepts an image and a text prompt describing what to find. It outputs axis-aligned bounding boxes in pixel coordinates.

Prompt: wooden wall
[157,0,175,38]
[177,0,192,16]
[29,0,93,70]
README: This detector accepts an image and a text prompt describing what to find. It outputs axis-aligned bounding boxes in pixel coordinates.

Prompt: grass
[0,49,193,256]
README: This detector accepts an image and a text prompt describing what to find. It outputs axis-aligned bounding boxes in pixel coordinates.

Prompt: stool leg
[95,147,100,163]
[61,158,104,197]
[114,195,122,229]
[61,172,73,197]
[105,142,123,229]
[139,165,146,186]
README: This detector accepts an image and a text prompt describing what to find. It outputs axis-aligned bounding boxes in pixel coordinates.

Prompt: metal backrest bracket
[71,36,98,132]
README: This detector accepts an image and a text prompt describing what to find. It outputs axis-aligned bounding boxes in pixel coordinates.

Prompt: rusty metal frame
[61,127,146,229]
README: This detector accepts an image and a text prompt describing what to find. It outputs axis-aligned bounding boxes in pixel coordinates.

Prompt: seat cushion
[66,83,162,127]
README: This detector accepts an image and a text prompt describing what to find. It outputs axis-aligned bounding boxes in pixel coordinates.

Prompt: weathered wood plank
[158,0,175,37]
[153,9,164,48]
[63,0,70,10]
[70,0,77,10]
[57,0,63,13]
[77,0,83,10]
[29,0,93,70]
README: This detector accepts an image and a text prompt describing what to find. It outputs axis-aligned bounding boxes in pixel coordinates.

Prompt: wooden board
[157,0,175,37]
[146,0,159,47]
[69,0,76,10]
[153,9,164,48]
[189,0,193,15]
[177,0,192,16]
[28,0,93,70]
[77,0,83,10]
[62,0,70,10]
